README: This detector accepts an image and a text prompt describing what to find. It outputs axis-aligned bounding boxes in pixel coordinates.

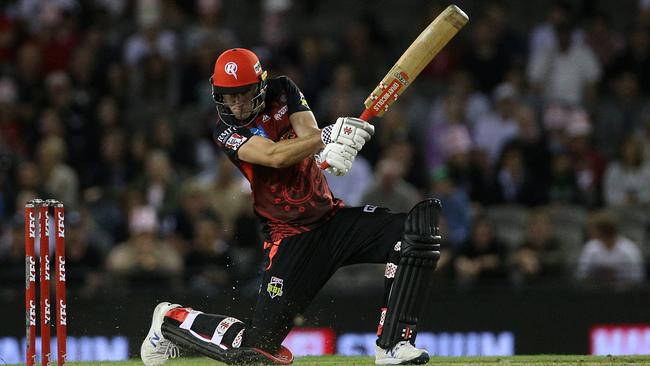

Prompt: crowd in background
[1,0,650,297]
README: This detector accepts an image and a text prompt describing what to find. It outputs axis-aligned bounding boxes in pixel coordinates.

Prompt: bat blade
[360,4,468,121]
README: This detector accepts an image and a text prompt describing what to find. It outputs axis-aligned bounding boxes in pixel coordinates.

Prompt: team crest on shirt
[267,276,284,298]
[225,133,247,150]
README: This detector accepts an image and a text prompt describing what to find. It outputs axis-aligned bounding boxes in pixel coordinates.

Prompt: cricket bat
[359,4,469,121]
[321,5,468,169]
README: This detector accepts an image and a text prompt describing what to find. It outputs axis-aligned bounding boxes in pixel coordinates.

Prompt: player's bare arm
[235,109,324,168]
[289,110,320,137]
[237,131,324,169]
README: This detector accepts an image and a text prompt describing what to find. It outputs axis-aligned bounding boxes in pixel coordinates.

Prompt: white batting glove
[315,143,358,176]
[321,117,375,151]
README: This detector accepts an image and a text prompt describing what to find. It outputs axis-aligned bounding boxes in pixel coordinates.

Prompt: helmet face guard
[210,76,267,128]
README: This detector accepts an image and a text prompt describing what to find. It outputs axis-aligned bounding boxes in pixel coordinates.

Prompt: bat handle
[359,108,375,122]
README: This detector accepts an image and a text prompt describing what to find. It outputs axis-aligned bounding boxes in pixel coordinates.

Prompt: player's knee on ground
[378,199,442,349]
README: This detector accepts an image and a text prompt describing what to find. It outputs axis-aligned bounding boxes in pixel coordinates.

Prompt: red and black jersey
[213,76,344,242]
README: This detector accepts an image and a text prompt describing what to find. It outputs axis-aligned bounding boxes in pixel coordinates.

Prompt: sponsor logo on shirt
[274,105,288,120]
[217,126,236,143]
[250,127,268,138]
[225,133,247,150]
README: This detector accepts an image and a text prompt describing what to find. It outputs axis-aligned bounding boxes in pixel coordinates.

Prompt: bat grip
[319,108,376,170]
[359,108,374,122]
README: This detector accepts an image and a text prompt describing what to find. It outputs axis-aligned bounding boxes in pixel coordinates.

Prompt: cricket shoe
[375,341,430,365]
[141,302,182,366]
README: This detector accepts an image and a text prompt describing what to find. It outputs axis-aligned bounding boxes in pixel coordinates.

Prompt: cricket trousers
[243,205,406,351]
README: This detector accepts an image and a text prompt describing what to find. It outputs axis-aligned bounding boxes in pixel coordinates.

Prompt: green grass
[18,355,650,365]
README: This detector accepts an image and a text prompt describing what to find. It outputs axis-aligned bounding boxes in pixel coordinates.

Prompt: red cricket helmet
[210,48,268,127]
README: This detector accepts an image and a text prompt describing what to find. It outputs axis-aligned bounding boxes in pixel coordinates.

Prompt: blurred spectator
[462,17,513,93]
[360,156,420,213]
[123,0,178,66]
[446,148,491,204]
[427,70,491,131]
[185,214,231,295]
[0,77,25,155]
[492,145,543,206]
[511,209,565,283]
[133,149,181,218]
[0,214,26,291]
[106,206,183,285]
[473,82,520,164]
[86,129,130,195]
[291,35,330,107]
[454,215,508,284]
[608,25,650,95]
[429,166,471,250]
[338,18,387,90]
[425,92,472,171]
[502,104,551,199]
[603,136,650,206]
[576,210,645,284]
[584,13,624,69]
[595,71,650,159]
[168,179,214,251]
[327,154,372,207]
[150,115,196,169]
[184,0,237,52]
[528,20,600,105]
[37,136,79,208]
[566,108,605,207]
[547,151,579,204]
[317,64,365,121]
[528,1,584,58]
[203,154,251,237]
[63,210,106,297]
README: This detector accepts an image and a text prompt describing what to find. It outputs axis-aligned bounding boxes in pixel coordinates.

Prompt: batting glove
[321,117,375,151]
[315,143,358,176]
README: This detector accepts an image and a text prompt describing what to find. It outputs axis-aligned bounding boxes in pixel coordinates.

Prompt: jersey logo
[216,126,235,143]
[274,105,288,120]
[250,127,268,138]
[225,62,238,80]
[225,133,247,150]
[267,276,284,298]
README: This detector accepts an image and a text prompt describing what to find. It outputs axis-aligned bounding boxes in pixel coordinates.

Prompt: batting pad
[378,199,442,349]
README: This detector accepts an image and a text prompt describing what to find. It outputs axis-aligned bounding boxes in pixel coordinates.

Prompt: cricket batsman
[140,48,442,365]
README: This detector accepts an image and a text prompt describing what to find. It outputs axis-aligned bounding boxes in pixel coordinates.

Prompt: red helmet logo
[224,62,238,80]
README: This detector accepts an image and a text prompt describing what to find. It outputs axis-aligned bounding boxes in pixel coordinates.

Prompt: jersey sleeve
[212,121,255,160]
[281,76,311,115]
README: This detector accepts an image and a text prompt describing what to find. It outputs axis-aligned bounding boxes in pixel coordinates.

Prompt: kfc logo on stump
[57,211,65,238]
[59,299,67,326]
